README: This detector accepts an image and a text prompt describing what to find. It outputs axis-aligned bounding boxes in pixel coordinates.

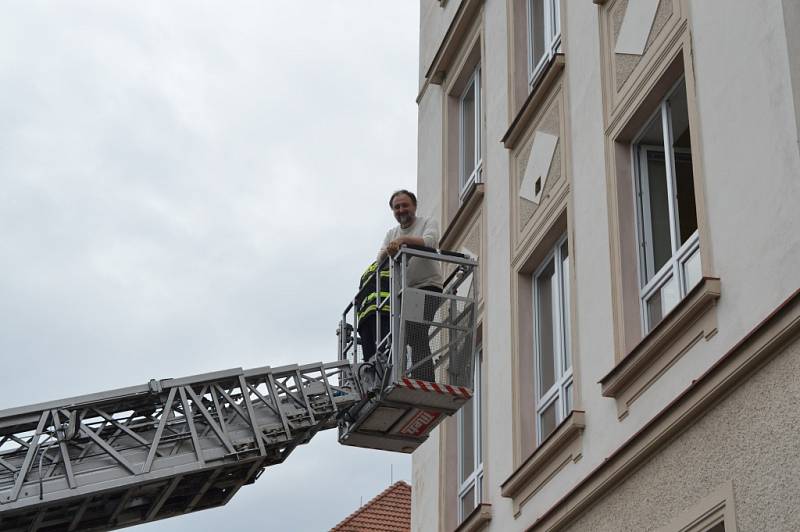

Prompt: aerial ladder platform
[0,247,477,531]
[337,247,478,453]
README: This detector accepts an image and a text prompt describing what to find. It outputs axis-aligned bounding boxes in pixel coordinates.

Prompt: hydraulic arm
[0,247,478,531]
[0,361,356,531]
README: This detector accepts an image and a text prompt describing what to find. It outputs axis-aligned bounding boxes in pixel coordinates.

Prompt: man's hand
[385,235,426,257]
[386,239,402,257]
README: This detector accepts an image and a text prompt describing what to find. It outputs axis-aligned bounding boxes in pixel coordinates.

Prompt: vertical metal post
[394,251,409,382]
[293,369,316,425]
[265,373,292,440]
[210,387,229,439]
[390,254,400,383]
[449,283,458,386]
[9,411,48,502]
[51,409,76,489]
[319,363,339,414]
[142,387,177,474]
[238,376,267,456]
[178,387,204,466]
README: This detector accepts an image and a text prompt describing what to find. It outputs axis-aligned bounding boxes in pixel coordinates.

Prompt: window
[457,348,482,521]
[459,66,482,196]
[527,0,561,88]
[654,481,735,532]
[534,236,571,444]
[633,78,701,333]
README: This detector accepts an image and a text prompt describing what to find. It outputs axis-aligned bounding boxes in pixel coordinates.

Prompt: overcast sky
[0,1,418,529]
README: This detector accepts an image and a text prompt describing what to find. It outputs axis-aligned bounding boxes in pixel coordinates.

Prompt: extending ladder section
[338,247,478,453]
[0,361,357,531]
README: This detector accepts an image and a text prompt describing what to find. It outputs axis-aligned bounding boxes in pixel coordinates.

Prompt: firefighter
[355,260,391,363]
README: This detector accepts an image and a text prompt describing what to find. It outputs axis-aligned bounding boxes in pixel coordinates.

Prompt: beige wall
[412,0,800,530]
[410,60,445,532]
[416,85,445,222]
[567,335,800,532]
[419,0,462,86]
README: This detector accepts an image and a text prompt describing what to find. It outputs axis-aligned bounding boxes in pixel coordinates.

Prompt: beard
[396,213,413,227]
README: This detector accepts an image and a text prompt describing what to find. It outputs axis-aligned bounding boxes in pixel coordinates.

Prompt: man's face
[391,194,416,228]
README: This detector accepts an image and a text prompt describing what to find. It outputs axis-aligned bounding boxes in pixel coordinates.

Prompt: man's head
[389,190,417,228]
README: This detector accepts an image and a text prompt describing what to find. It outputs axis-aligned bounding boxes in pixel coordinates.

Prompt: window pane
[646,274,678,330]
[460,397,474,483]
[674,152,697,244]
[645,149,672,278]
[539,400,557,441]
[661,274,679,316]
[683,247,701,292]
[646,289,662,329]
[461,81,476,188]
[536,259,556,397]
[668,80,698,245]
[564,381,573,413]
[551,0,560,36]
[460,485,475,520]
[669,80,691,149]
[530,0,546,70]
[560,240,571,372]
[475,359,482,464]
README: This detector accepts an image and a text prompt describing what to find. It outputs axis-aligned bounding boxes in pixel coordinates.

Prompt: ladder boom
[0,361,357,531]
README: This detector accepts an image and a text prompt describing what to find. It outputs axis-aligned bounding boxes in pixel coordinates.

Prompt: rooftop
[330,480,411,532]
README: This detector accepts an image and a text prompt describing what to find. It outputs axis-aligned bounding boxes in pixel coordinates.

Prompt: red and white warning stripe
[400,378,472,399]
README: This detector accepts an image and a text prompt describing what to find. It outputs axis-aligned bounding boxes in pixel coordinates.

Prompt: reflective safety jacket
[356,261,390,322]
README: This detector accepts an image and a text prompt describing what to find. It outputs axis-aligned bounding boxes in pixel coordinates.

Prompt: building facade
[411,0,800,530]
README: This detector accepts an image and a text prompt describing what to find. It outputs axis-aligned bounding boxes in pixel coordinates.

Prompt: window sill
[501,411,585,508]
[600,277,721,419]
[441,182,484,250]
[502,53,565,150]
[455,503,492,532]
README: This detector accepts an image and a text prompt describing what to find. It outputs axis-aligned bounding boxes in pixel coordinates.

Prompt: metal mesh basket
[399,273,476,386]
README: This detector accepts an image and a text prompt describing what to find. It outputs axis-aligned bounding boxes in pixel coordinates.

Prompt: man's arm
[383,218,440,257]
[420,217,440,249]
[377,230,392,262]
[390,235,427,247]
[382,235,425,259]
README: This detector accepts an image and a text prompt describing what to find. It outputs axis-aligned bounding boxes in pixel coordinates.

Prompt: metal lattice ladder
[0,361,357,531]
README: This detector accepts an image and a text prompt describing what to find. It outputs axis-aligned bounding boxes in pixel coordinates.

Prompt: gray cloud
[0,1,418,529]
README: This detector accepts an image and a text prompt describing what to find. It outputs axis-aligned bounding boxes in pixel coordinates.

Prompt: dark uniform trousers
[406,285,442,382]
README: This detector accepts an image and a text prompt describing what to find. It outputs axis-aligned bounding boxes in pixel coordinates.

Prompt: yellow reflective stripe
[360,262,377,283]
[358,304,391,321]
[357,305,375,321]
[361,270,390,285]
[364,291,391,303]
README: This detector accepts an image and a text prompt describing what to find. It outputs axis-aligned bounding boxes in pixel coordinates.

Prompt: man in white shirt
[378,190,443,381]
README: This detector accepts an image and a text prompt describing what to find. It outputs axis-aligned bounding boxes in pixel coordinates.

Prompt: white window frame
[633,78,700,333]
[533,235,572,445]
[457,347,482,522]
[527,0,561,89]
[459,66,482,199]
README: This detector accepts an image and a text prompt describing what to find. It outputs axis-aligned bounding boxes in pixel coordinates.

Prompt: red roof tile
[331,480,412,532]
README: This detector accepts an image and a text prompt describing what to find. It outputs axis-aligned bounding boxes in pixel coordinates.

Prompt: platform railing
[337,247,478,398]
